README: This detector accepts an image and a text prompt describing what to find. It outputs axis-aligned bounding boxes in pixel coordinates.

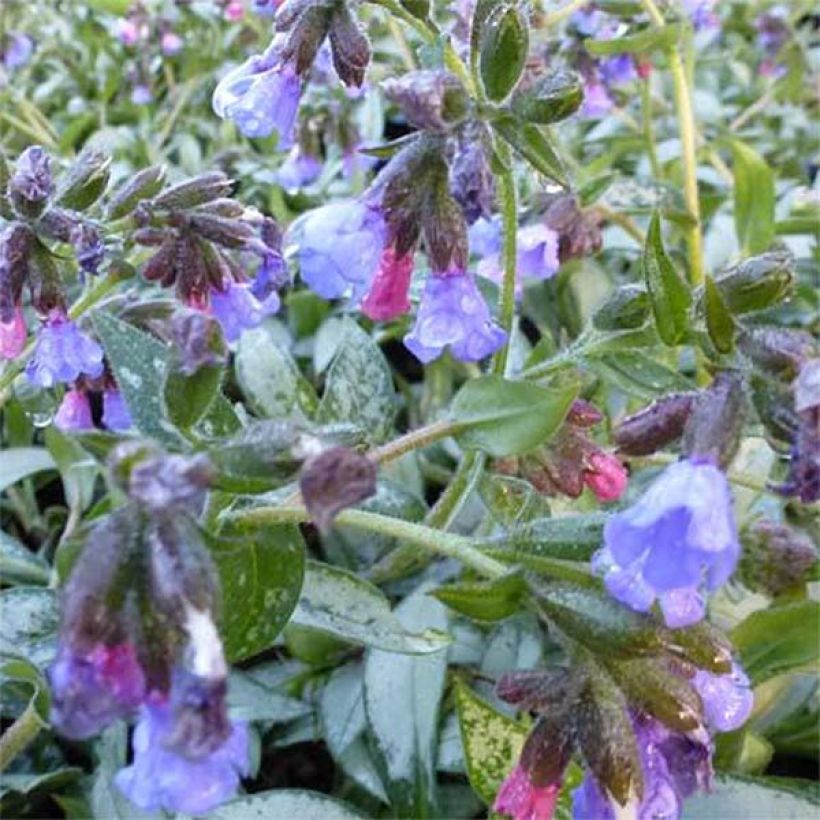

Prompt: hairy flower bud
[739,520,818,596]
[511,69,583,124]
[715,250,793,315]
[615,392,697,456]
[0,222,34,322]
[544,194,603,263]
[328,4,371,87]
[300,445,377,531]
[382,70,469,132]
[9,145,53,218]
[449,124,496,223]
[422,160,469,272]
[683,372,746,468]
[738,326,814,380]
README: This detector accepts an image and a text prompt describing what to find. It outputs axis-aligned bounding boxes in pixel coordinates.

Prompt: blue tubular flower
[102,388,133,432]
[26,314,104,388]
[476,223,560,289]
[573,715,712,820]
[212,50,301,145]
[593,458,740,628]
[115,698,249,815]
[692,661,753,733]
[49,643,146,740]
[291,199,387,301]
[210,281,280,342]
[277,147,322,191]
[404,272,506,364]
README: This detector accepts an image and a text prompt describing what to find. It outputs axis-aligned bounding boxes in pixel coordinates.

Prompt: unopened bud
[299,446,377,531]
[328,4,371,87]
[189,213,256,249]
[511,70,583,124]
[382,70,469,132]
[583,451,628,502]
[422,162,469,272]
[683,372,746,468]
[0,223,34,320]
[57,147,111,211]
[740,520,818,596]
[170,310,227,375]
[9,145,53,218]
[449,125,495,223]
[715,250,793,315]
[615,392,697,456]
[106,165,166,220]
[739,326,814,380]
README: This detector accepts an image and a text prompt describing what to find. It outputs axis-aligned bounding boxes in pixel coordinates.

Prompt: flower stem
[491,142,518,377]
[228,505,508,580]
[641,78,662,179]
[368,419,458,465]
[0,704,44,773]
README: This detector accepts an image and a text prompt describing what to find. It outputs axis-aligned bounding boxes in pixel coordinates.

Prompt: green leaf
[450,375,578,457]
[585,23,680,56]
[0,532,49,586]
[92,311,182,447]
[320,662,367,757]
[235,326,318,420]
[208,520,306,662]
[583,350,695,400]
[643,211,691,346]
[0,587,58,666]
[163,362,223,432]
[291,561,450,654]
[364,592,449,815]
[432,570,527,622]
[704,274,736,354]
[210,790,363,819]
[478,474,551,528]
[732,601,820,685]
[227,670,312,723]
[0,656,50,722]
[0,448,55,493]
[479,4,529,102]
[493,119,569,187]
[453,679,528,804]
[45,428,99,515]
[732,140,775,255]
[316,320,396,443]
[682,774,819,818]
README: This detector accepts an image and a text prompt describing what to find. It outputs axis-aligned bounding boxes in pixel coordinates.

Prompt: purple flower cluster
[25,313,104,389]
[593,458,740,627]
[209,280,281,342]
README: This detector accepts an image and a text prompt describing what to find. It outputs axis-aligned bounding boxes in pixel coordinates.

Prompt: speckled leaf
[210,790,362,819]
[292,561,450,654]
[316,320,396,443]
[320,662,367,757]
[0,587,58,666]
[454,679,528,804]
[683,775,820,818]
[0,533,49,586]
[236,326,318,420]
[364,592,449,815]
[208,520,305,662]
[92,311,182,447]
[432,571,527,622]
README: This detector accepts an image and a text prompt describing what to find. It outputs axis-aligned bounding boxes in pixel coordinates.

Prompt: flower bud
[106,165,166,220]
[738,326,814,380]
[170,310,228,375]
[683,372,746,468]
[749,373,800,446]
[592,284,650,331]
[614,392,697,456]
[511,69,583,124]
[715,250,793,315]
[382,70,469,132]
[189,213,256,249]
[0,222,34,321]
[27,241,66,316]
[152,172,233,211]
[328,4,371,87]
[9,146,53,218]
[739,520,818,596]
[583,451,628,502]
[57,147,112,211]
[128,453,215,515]
[422,160,469,272]
[299,445,377,531]
[449,124,496,224]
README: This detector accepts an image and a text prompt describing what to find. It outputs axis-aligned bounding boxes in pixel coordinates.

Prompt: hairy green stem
[426,451,486,529]
[230,505,508,580]
[641,78,662,179]
[0,704,43,773]
[491,143,519,377]
[368,419,458,466]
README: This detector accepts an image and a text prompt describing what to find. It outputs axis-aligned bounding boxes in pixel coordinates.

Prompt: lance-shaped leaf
[431,570,528,622]
[703,274,736,354]
[732,140,775,255]
[643,211,690,345]
[585,23,681,56]
[454,679,529,804]
[479,4,529,102]
[493,118,569,187]
[450,375,578,457]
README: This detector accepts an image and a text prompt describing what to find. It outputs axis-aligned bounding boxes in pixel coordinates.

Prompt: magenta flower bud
[212,50,301,145]
[692,660,753,733]
[361,248,414,321]
[292,199,387,301]
[0,306,26,359]
[49,643,146,740]
[404,272,506,364]
[25,313,104,388]
[103,388,133,432]
[494,765,560,820]
[224,0,245,22]
[583,451,628,503]
[54,389,94,432]
[209,281,280,342]
[160,31,184,57]
[594,458,740,628]
[115,696,249,815]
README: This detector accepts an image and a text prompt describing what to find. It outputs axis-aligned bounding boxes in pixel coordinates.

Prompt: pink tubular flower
[54,389,94,432]
[494,765,560,820]
[0,306,26,359]
[584,451,628,502]
[361,248,414,321]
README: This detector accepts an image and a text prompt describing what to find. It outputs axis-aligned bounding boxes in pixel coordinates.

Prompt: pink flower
[0,306,26,359]
[361,248,414,321]
[224,1,245,21]
[494,766,559,820]
[54,389,94,432]
[583,451,628,502]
